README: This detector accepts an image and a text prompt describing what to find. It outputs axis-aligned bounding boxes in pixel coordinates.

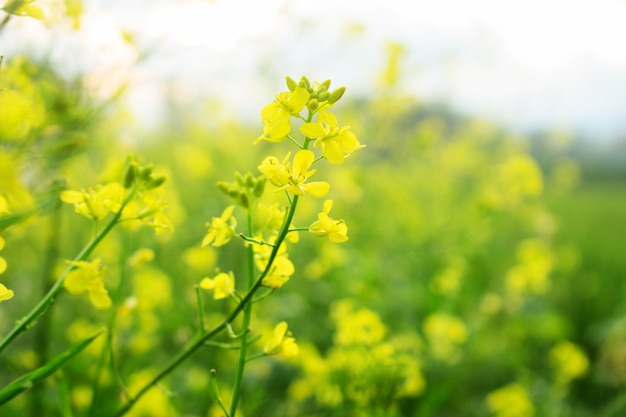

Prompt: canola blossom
[255,87,310,144]
[264,321,299,357]
[258,150,330,197]
[202,205,237,247]
[200,272,236,300]
[60,182,124,221]
[309,200,348,242]
[300,110,363,164]
[64,259,112,309]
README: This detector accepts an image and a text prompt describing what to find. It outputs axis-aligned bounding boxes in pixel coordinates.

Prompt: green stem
[114,195,300,417]
[0,189,135,354]
[228,208,256,416]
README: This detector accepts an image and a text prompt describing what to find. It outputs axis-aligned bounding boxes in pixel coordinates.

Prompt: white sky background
[3,0,626,141]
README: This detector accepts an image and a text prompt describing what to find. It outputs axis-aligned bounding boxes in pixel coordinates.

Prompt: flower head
[309,200,348,242]
[258,150,330,198]
[255,88,310,144]
[64,259,112,309]
[264,321,299,357]
[0,283,13,302]
[202,205,237,247]
[200,272,235,300]
[60,182,124,221]
[300,110,363,164]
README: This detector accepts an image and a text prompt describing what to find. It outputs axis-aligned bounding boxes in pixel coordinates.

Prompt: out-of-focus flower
[200,272,235,300]
[309,200,348,242]
[60,183,124,221]
[202,206,237,247]
[64,259,112,309]
[486,383,535,417]
[264,321,299,357]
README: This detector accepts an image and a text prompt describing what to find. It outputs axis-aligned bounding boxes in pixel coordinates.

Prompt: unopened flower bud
[244,173,254,188]
[320,79,331,90]
[253,176,266,197]
[285,76,297,92]
[122,162,137,189]
[235,172,245,186]
[139,164,154,181]
[146,175,167,189]
[317,91,330,102]
[328,87,346,104]
[307,99,319,112]
[298,76,311,90]
[238,192,250,208]
[217,181,233,195]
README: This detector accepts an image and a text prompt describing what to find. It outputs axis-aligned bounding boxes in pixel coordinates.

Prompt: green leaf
[0,329,106,405]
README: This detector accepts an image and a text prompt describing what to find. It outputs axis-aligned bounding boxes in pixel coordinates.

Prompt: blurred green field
[1,40,626,417]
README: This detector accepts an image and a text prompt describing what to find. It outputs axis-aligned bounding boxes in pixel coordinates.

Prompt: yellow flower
[202,205,237,247]
[255,88,310,144]
[64,259,112,309]
[0,283,13,302]
[550,341,589,385]
[60,182,124,221]
[0,235,7,275]
[264,321,299,357]
[200,272,235,300]
[309,200,348,243]
[261,256,295,288]
[486,383,535,417]
[0,195,10,216]
[123,190,174,235]
[300,110,363,164]
[258,150,330,198]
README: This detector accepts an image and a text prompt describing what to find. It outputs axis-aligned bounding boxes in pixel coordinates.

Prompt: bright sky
[3,0,626,140]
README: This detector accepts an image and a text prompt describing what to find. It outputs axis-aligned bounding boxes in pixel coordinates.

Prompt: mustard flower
[300,110,363,164]
[60,182,124,221]
[0,283,13,302]
[0,195,9,216]
[123,190,174,235]
[258,150,330,198]
[309,200,348,242]
[0,236,13,302]
[261,256,295,288]
[255,87,310,144]
[202,205,237,247]
[199,271,235,300]
[64,259,112,309]
[264,321,299,357]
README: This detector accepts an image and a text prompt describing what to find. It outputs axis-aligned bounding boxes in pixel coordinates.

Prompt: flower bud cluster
[217,172,266,209]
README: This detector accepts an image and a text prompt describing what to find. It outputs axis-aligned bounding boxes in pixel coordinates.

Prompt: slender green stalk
[228,207,256,416]
[114,195,300,417]
[0,189,135,354]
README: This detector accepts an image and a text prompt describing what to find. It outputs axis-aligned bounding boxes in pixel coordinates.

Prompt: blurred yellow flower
[261,256,295,288]
[60,182,124,221]
[486,383,534,417]
[255,87,310,144]
[309,200,348,242]
[550,341,589,385]
[200,272,235,300]
[64,259,112,309]
[300,110,363,164]
[0,195,10,215]
[0,283,13,302]
[423,313,468,363]
[264,321,299,357]
[202,205,237,247]
[258,150,330,198]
